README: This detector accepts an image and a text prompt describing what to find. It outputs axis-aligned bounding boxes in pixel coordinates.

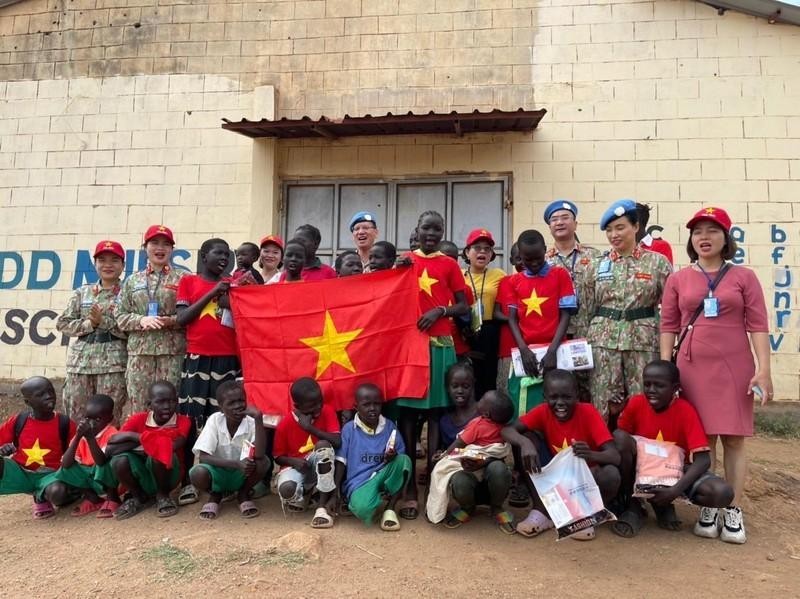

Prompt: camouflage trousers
[590,347,658,418]
[125,354,183,416]
[63,371,128,424]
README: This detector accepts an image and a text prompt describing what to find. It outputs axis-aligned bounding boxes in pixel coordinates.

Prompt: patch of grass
[141,542,199,579]
[755,410,800,439]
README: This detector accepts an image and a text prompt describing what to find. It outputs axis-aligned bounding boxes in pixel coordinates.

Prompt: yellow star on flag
[552,438,570,454]
[299,311,363,378]
[199,299,218,320]
[418,268,439,297]
[22,438,50,467]
[523,289,550,317]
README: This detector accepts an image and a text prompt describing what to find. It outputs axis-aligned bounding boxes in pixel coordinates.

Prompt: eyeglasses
[470,244,493,254]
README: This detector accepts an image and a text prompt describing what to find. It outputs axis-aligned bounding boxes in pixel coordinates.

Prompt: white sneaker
[720,506,747,544]
[693,507,720,538]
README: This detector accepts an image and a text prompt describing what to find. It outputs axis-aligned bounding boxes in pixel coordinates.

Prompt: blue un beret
[544,200,578,224]
[600,199,637,230]
[349,211,377,232]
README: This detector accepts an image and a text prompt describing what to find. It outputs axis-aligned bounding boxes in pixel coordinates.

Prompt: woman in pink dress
[660,207,772,546]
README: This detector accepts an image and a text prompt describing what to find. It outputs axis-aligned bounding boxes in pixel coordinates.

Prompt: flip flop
[114,497,147,521]
[399,500,419,520]
[444,508,471,529]
[199,502,220,520]
[156,496,178,518]
[32,499,55,520]
[612,507,645,538]
[239,500,260,519]
[493,510,516,535]
[570,526,596,541]
[380,509,401,531]
[516,509,553,538]
[71,498,103,517]
[96,499,121,519]
[310,506,334,529]
[177,484,198,506]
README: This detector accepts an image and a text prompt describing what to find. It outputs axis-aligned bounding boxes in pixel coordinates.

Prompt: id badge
[147,301,159,317]
[703,297,719,318]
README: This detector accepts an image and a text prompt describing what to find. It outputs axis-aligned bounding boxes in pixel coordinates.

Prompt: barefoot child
[234,242,265,284]
[190,381,269,520]
[610,360,734,539]
[103,381,191,520]
[273,378,341,528]
[503,370,620,539]
[334,384,411,530]
[368,241,397,272]
[335,250,364,277]
[58,394,121,518]
[0,377,76,519]
[279,239,307,283]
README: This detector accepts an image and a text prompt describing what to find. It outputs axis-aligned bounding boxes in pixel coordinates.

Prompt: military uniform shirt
[545,243,601,338]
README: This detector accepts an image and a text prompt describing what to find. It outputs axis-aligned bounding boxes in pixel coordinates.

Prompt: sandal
[199,502,220,520]
[493,510,516,535]
[156,496,178,518]
[96,499,121,519]
[652,503,681,531]
[71,498,103,517]
[444,508,471,529]
[114,496,147,521]
[516,509,553,538]
[399,500,419,520]
[380,509,401,531]
[571,526,596,541]
[310,506,334,529]
[239,500,259,519]
[32,499,55,520]
[177,484,199,506]
[508,483,531,508]
[612,503,646,538]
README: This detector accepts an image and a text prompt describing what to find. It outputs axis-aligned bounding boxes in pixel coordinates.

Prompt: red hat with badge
[93,240,125,261]
[143,224,175,245]
[685,207,732,233]
[465,228,495,247]
[259,234,284,252]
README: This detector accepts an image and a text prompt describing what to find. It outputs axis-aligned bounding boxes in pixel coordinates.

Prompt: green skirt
[395,337,456,411]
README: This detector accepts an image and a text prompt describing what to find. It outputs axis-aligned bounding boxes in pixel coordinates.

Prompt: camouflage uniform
[546,243,601,403]
[56,283,128,423]
[581,247,672,416]
[116,265,185,415]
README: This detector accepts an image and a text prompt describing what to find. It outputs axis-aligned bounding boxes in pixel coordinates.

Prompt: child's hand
[296,412,314,431]
[239,458,256,476]
[520,444,541,474]
[648,486,679,507]
[76,418,93,438]
[461,457,484,472]
[417,308,443,332]
[213,281,231,297]
[0,443,15,456]
[384,448,397,462]
[88,303,103,327]
[520,347,540,377]
[395,257,413,268]
[432,449,445,462]
[541,349,557,372]
[571,440,593,460]
[607,393,627,416]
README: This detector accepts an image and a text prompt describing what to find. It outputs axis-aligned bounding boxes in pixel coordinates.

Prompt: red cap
[686,207,732,233]
[259,234,284,251]
[465,228,495,247]
[143,224,175,245]
[93,240,125,261]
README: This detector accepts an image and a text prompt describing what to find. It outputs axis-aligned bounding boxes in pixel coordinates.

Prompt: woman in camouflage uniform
[582,199,672,417]
[56,240,128,423]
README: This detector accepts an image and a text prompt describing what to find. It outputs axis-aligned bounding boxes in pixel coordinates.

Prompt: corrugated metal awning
[221,108,546,139]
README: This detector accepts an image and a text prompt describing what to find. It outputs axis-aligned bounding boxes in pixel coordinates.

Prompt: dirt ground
[0,384,798,598]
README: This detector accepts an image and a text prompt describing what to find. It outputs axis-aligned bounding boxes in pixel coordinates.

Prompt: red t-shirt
[458,415,504,446]
[519,403,612,455]
[507,266,576,345]
[121,411,192,469]
[0,413,76,471]
[618,394,710,462]
[496,275,515,358]
[74,425,118,466]
[302,263,337,281]
[273,404,340,461]
[640,237,674,265]
[176,275,238,355]
[407,251,468,337]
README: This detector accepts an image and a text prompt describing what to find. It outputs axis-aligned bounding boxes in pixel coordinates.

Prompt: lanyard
[465,269,486,306]
[557,249,579,279]
[147,270,163,302]
[696,262,728,297]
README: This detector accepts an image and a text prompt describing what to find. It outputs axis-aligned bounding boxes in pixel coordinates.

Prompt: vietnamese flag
[230,267,430,416]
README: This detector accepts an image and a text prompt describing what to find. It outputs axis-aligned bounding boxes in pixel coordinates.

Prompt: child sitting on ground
[58,394,121,518]
[273,377,341,528]
[0,376,77,519]
[503,369,620,539]
[368,241,397,272]
[334,384,411,530]
[335,250,364,277]
[427,389,515,533]
[102,381,191,520]
[190,381,269,520]
[610,360,735,540]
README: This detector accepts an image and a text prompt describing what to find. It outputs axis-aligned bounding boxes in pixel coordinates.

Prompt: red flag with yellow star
[230,268,429,416]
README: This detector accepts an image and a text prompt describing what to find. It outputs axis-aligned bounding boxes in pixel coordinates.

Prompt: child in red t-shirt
[610,360,734,540]
[274,377,341,528]
[176,238,242,430]
[103,381,191,520]
[494,242,523,393]
[506,231,577,417]
[0,376,77,519]
[395,211,469,520]
[503,370,620,539]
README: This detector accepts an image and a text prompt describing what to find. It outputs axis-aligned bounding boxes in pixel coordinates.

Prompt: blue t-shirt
[336,416,406,498]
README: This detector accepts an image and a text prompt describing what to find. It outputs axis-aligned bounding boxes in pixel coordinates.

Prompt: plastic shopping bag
[530,447,616,540]
[633,435,685,498]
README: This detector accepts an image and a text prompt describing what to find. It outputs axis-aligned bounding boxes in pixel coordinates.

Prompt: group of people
[0,200,772,545]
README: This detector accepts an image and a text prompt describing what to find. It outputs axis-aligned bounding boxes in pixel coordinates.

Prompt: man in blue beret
[543,200,600,403]
[350,211,379,271]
